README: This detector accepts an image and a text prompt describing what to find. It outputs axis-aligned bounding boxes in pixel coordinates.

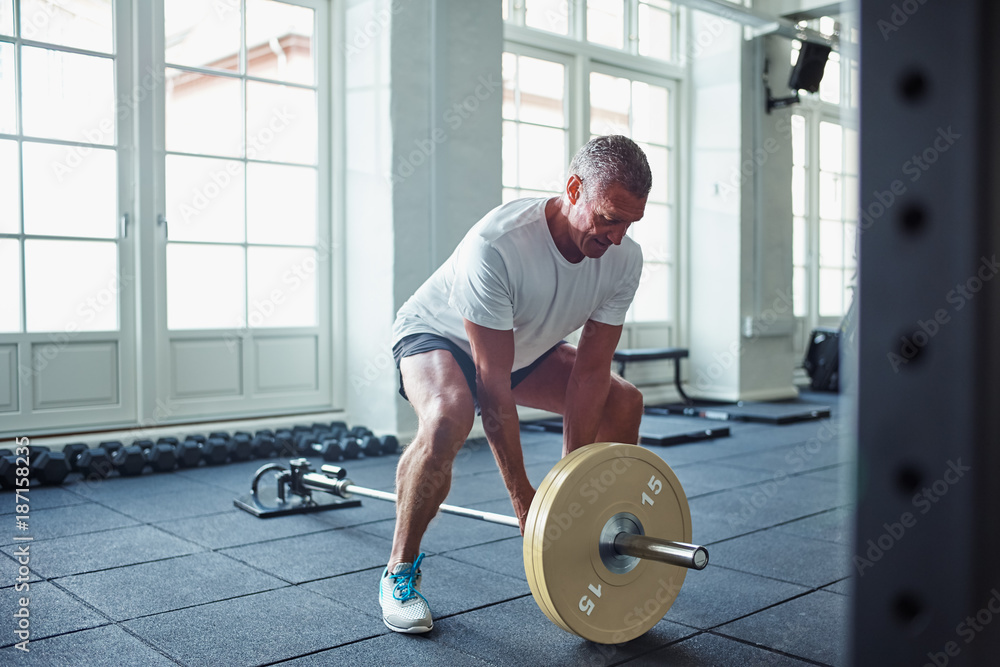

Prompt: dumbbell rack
[0,422,400,491]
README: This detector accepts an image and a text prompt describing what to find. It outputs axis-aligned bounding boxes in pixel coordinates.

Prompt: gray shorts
[392,333,566,414]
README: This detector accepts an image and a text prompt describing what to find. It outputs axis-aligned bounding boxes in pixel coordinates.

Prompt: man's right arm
[464,319,535,533]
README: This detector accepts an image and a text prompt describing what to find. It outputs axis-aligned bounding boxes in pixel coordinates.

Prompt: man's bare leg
[512,343,643,453]
[389,350,476,570]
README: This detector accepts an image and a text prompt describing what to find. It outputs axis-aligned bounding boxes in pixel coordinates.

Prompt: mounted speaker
[789,42,832,93]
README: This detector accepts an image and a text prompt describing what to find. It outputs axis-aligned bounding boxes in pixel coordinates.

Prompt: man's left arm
[562,319,625,455]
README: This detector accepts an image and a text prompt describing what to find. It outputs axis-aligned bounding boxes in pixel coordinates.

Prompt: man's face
[568,181,647,260]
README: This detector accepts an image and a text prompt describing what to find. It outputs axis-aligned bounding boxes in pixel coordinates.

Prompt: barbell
[235,442,707,644]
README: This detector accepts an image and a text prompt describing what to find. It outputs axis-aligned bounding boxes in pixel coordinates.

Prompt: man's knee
[419,402,474,454]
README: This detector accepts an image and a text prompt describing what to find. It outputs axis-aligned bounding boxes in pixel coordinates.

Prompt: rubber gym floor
[0,392,851,666]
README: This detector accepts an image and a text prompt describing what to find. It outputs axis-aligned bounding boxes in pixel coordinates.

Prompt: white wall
[342,0,399,434]
[686,5,798,401]
[344,0,502,440]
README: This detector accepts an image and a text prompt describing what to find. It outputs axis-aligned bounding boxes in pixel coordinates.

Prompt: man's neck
[544,196,584,263]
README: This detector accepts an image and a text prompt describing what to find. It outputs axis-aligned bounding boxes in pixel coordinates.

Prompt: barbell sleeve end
[613,533,710,571]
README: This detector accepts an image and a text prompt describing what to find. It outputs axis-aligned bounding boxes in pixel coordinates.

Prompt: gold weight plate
[523,448,584,633]
[524,443,692,644]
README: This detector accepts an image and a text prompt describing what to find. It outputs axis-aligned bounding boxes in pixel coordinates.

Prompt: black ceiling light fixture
[766,41,834,113]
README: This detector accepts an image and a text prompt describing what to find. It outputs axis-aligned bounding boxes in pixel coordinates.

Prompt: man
[381,135,652,633]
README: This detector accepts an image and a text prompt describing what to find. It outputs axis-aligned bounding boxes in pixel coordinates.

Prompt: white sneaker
[379,553,433,633]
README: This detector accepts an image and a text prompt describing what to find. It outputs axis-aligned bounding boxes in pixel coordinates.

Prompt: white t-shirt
[392,197,643,371]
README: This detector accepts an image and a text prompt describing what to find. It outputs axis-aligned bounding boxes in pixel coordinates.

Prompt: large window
[501,50,568,201]
[1,1,120,335]
[503,0,681,330]
[589,70,673,322]
[0,0,136,430]
[0,0,333,434]
[163,0,319,331]
[790,16,859,356]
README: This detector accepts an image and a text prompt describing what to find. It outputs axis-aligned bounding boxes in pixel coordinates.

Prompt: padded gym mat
[520,413,731,447]
[645,400,831,425]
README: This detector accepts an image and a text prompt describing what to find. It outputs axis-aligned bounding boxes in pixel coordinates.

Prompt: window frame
[146,0,336,423]
[504,2,685,343]
[0,0,139,433]
[790,21,859,359]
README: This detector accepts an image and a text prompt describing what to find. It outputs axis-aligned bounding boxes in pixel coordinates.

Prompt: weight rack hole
[898,68,930,103]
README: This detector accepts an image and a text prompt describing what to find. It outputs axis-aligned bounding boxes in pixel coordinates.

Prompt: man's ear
[566,174,583,205]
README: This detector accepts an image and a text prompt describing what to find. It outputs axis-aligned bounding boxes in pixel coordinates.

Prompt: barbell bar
[236,442,707,644]
[306,463,707,571]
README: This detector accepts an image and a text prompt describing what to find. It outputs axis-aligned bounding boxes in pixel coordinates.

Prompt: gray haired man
[380,135,653,633]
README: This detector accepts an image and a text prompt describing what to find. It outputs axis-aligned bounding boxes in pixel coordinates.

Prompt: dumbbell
[307,438,343,462]
[201,437,230,465]
[340,436,362,460]
[176,439,203,468]
[360,435,382,458]
[31,451,70,485]
[227,433,254,462]
[112,446,147,476]
[0,456,23,489]
[63,443,115,479]
[99,440,125,459]
[155,436,200,468]
[274,429,296,457]
[380,435,400,455]
[145,443,178,473]
[349,426,374,439]
[251,433,276,459]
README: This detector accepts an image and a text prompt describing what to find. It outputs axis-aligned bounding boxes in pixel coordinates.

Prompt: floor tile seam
[436,534,523,559]
[684,468,845,502]
[703,629,832,666]
[702,587,821,631]
[607,628,704,666]
[712,576,846,621]
[114,620,192,666]
[156,522,348,551]
[102,582,299,623]
[768,526,850,547]
[254,632,392,667]
[286,563,405,588]
[0,522,210,552]
[703,461,849,480]
[702,504,856,546]
[433,592,534,622]
[668,439,812,467]
[59,472,230,499]
[697,560,847,589]
[0,500,89,517]
[712,460,854,477]
[0,622,187,666]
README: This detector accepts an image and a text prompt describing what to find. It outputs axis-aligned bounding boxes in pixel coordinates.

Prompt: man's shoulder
[473,197,548,244]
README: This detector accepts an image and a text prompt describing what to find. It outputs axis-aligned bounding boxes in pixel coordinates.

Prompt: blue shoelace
[390,552,427,603]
